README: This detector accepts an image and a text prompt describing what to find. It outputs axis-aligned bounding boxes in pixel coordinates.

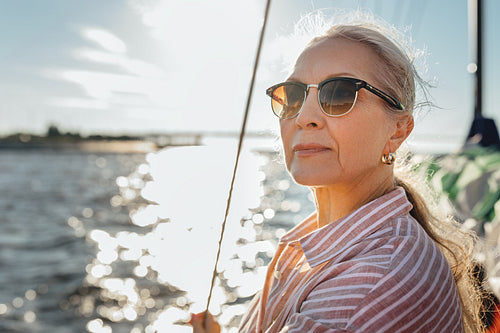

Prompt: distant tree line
[1,125,141,143]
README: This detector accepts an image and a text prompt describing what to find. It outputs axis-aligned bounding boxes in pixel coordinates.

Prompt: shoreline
[0,140,167,153]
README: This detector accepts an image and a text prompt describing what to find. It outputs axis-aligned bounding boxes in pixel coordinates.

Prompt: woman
[191,16,483,333]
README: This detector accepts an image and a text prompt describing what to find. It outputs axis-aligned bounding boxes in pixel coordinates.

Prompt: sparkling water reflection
[0,140,315,332]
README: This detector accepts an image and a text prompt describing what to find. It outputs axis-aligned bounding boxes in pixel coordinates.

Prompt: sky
[0,0,499,151]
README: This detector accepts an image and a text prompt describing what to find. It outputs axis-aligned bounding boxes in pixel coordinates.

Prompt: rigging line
[204,0,272,325]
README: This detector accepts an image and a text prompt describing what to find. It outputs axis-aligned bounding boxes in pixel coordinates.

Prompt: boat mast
[465,0,500,147]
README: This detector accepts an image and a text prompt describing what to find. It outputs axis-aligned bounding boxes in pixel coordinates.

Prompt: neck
[312,174,395,228]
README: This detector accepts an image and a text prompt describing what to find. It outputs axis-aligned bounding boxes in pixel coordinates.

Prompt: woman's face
[280,38,405,188]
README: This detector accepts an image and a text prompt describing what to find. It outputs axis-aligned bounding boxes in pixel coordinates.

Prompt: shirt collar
[279,187,412,267]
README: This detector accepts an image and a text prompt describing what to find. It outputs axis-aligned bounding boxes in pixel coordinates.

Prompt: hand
[189,311,221,333]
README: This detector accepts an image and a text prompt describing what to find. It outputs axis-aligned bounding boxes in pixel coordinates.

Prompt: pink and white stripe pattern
[238,187,463,333]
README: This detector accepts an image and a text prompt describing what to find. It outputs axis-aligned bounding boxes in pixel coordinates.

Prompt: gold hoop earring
[382,153,396,165]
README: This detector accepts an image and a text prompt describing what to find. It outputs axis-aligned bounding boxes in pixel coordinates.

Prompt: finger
[189,313,205,333]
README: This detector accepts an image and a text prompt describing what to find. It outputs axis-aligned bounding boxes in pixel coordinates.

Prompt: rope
[204,0,272,326]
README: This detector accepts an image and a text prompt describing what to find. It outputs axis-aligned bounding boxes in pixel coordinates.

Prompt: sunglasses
[266,77,405,119]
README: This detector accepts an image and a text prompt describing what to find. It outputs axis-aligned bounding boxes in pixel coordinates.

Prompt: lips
[292,143,330,157]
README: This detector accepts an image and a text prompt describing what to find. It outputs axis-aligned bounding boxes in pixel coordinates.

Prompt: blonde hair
[297,11,484,333]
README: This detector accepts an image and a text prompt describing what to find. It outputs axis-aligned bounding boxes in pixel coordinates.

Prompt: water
[0,140,315,333]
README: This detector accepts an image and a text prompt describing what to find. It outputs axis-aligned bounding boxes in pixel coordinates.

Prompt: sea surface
[0,139,315,333]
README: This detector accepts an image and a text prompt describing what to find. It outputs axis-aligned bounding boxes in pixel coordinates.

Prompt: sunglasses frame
[266,77,405,119]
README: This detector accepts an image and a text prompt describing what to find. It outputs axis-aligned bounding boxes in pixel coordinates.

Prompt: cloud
[44,0,281,133]
[73,47,165,77]
[44,68,168,106]
[45,25,171,126]
[49,97,109,110]
[82,28,127,54]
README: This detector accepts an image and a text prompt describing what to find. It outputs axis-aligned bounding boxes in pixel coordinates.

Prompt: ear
[384,114,414,153]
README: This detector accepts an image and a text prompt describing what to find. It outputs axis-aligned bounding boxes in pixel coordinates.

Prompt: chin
[286,157,339,186]
[289,171,332,187]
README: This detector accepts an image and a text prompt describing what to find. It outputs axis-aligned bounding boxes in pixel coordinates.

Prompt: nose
[294,85,325,129]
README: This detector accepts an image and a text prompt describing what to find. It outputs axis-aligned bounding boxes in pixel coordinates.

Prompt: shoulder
[352,214,456,301]
[380,215,451,282]
[299,214,463,332]
[346,217,463,331]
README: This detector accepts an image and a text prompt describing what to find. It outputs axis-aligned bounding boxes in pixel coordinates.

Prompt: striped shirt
[238,187,463,333]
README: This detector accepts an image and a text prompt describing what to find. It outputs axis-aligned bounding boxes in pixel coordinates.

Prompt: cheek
[279,121,294,164]
[334,117,389,166]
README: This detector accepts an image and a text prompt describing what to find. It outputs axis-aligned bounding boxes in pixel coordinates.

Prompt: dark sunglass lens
[270,84,304,119]
[319,80,357,115]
